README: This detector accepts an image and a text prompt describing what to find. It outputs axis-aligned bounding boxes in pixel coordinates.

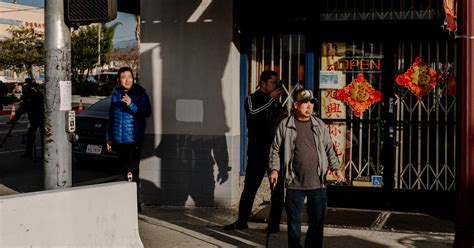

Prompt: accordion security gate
[393,40,456,191]
[320,40,456,192]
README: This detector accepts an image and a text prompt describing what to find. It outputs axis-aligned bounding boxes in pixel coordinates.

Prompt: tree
[110,46,139,75]
[0,26,44,78]
[70,23,119,83]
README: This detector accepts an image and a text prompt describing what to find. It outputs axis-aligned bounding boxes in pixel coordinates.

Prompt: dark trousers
[25,120,44,155]
[114,142,144,184]
[286,188,327,248]
[115,142,144,208]
[237,159,284,228]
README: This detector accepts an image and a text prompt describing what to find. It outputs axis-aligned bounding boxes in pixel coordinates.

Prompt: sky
[0,0,137,44]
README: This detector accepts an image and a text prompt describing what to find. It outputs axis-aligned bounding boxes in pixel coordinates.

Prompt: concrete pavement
[137,206,454,248]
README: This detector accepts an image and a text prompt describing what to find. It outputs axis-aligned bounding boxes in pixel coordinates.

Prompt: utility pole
[97,24,101,77]
[44,0,72,189]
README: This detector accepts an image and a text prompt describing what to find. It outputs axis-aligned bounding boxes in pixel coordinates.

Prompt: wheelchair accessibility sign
[371,175,383,187]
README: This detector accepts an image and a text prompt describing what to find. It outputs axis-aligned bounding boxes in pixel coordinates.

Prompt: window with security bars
[248,35,306,113]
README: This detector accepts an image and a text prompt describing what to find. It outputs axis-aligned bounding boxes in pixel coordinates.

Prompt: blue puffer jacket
[106,84,151,144]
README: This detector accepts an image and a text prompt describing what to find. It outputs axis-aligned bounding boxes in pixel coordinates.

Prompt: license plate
[86,144,102,154]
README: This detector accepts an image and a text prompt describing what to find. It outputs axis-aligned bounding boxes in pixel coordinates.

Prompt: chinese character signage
[321,42,347,176]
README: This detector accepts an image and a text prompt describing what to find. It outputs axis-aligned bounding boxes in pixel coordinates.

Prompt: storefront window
[320,41,384,187]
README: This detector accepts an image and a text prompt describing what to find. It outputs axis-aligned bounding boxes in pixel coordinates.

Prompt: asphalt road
[0,112,122,193]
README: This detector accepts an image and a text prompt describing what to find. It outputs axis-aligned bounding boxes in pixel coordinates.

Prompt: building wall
[139,0,240,207]
[0,3,44,81]
[0,3,44,40]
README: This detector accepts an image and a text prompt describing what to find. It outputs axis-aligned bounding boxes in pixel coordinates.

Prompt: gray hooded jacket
[268,114,340,187]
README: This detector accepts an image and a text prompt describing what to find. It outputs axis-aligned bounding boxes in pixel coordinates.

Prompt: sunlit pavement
[137,206,454,248]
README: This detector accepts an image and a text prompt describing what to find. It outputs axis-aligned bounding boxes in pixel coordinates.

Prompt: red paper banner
[443,0,457,33]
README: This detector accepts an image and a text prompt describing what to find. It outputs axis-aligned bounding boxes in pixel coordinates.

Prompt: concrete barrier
[0,182,143,248]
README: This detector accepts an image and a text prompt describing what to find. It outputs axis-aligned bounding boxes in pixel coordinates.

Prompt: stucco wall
[139,0,240,207]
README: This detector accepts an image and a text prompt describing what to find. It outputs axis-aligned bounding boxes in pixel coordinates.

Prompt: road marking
[0,129,27,134]
[0,149,26,154]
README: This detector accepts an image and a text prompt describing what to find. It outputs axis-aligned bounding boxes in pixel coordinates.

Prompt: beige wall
[139,0,241,207]
[0,2,44,40]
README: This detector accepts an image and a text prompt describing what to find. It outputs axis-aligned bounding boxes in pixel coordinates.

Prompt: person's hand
[121,94,132,106]
[269,87,284,99]
[217,171,229,185]
[334,169,345,183]
[106,140,113,152]
[268,170,279,188]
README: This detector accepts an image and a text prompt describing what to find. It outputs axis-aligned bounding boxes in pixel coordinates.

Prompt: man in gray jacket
[268,89,344,248]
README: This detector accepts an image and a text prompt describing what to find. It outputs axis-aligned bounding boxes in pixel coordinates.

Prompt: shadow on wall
[140,0,234,206]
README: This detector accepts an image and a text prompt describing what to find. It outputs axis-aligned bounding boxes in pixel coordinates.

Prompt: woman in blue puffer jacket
[106,67,151,211]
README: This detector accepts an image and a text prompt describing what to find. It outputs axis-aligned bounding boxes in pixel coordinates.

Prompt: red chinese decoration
[443,0,457,33]
[395,57,439,100]
[447,76,456,97]
[335,73,382,117]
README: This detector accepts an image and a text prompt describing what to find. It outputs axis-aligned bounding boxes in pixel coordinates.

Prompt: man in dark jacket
[224,70,285,232]
[106,67,151,211]
[0,80,8,111]
[12,78,44,158]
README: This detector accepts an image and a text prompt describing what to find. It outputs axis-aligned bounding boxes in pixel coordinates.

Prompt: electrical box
[66,0,117,25]
[67,111,76,133]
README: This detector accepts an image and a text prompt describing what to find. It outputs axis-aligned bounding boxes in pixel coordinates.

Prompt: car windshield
[86,97,111,113]
[99,73,118,83]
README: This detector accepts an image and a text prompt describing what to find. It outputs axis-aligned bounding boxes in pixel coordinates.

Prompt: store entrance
[321,40,457,215]
[242,33,457,214]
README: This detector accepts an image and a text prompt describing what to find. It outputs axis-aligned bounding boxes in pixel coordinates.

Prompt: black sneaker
[223,221,248,230]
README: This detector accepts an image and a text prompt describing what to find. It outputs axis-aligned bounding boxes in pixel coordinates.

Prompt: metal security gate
[248,35,307,111]
[246,36,457,193]
[237,0,456,211]
[319,41,385,185]
[393,40,456,191]
[318,39,457,194]
[240,34,307,174]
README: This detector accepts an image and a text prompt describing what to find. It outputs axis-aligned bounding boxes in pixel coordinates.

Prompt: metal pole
[455,0,474,246]
[44,0,72,189]
[97,24,101,77]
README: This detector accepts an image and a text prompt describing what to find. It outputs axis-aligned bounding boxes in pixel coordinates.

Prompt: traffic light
[66,0,117,25]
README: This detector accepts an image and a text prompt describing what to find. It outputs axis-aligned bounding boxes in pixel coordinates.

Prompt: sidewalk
[137,206,454,248]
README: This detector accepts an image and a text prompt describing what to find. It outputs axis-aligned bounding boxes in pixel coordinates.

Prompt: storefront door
[319,39,457,212]
[243,33,456,212]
